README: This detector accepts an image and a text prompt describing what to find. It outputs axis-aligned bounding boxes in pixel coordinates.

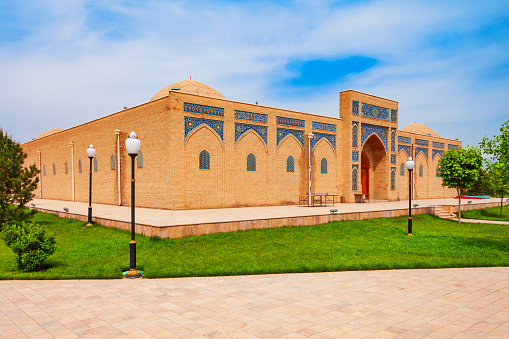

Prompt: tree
[0,129,39,230]
[438,146,483,223]
[480,120,509,217]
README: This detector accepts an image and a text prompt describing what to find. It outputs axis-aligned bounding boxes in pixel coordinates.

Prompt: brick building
[22,80,460,209]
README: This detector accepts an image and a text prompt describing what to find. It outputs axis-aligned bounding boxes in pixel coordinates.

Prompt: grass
[461,203,509,222]
[0,211,508,280]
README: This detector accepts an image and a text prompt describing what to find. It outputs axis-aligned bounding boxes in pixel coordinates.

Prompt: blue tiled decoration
[415,139,429,146]
[235,123,268,148]
[391,129,396,152]
[352,150,359,162]
[234,110,268,123]
[312,133,336,152]
[399,144,410,156]
[391,154,396,165]
[184,102,224,117]
[361,103,389,121]
[312,121,337,132]
[276,116,305,128]
[361,123,388,150]
[415,147,428,159]
[391,109,397,123]
[185,116,224,142]
[352,165,359,191]
[277,128,305,149]
[352,122,359,148]
[352,101,359,115]
[448,144,459,150]
[432,149,444,160]
[398,136,411,144]
[390,167,396,190]
[432,141,444,149]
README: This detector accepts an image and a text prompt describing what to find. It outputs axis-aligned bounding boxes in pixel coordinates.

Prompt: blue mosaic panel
[235,123,268,147]
[234,110,268,123]
[398,136,411,144]
[391,109,397,123]
[185,116,224,142]
[352,165,359,191]
[415,139,429,146]
[184,102,224,117]
[361,123,388,150]
[352,150,359,162]
[432,141,444,149]
[352,122,359,148]
[432,149,444,160]
[312,133,336,151]
[415,147,428,159]
[391,129,396,152]
[352,101,359,115]
[448,144,459,150]
[276,116,305,128]
[277,128,305,149]
[391,154,396,165]
[390,167,396,190]
[312,121,337,132]
[399,144,410,156]
[361,103,389,121]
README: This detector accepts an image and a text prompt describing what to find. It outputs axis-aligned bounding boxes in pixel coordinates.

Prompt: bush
[2,221,56,272]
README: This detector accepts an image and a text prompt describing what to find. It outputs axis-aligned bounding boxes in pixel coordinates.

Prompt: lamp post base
[407,233,413,236]
[123,269,143,279]
[85,223,93,227]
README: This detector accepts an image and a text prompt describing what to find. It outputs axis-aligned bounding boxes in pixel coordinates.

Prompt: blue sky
[1,0,509,149]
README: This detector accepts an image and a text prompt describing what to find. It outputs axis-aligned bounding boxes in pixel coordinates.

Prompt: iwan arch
[22,80,460,209]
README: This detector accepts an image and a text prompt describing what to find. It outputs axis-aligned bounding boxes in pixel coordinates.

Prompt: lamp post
[125,131,142,278]
[406,157,415,236]
[86,144,96,227]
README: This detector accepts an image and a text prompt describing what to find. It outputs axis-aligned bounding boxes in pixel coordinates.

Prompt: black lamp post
[406,156,415,236]
[125,131,142,278]
[86,144,96,227]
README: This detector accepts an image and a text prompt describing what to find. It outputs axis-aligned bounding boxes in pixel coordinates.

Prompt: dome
[399,123,440,137]
[35,128,63,140]
[150,80,226,101]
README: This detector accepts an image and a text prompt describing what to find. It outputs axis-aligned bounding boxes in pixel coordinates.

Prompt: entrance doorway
[361,152,369,200]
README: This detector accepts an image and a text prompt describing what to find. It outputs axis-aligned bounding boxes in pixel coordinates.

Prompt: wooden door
[361,152,369,198]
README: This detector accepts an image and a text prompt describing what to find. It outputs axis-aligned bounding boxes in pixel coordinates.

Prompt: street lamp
[86,144,96,227]
[406,157,415,236]
[125,131,142,278]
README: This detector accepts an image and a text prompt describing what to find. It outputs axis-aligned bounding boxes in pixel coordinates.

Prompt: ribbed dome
[151,80,226,101]
[35,128,63,140]
[400,123,440,137]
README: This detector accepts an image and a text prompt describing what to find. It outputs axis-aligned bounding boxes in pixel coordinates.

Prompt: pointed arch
[236,129,268,152]
[185,124,224,149]
[314,137,336,154]
[277,133,304,152]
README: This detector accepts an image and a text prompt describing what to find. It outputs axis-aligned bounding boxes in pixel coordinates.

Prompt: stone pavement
[1,267,508,338]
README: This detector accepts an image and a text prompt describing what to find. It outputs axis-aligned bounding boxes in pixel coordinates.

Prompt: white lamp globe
[125,131,141,155]
[406,157,415,171]
[87,144,96,158]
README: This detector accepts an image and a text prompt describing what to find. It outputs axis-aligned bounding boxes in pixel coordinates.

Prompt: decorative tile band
[235,123,268,147]
[184,102,224,117]
[352,151,359,162]
[185,117,224,142]
[312,121,337,132]
[432,141,445,149]
[352,122,359,148]
[432,149,444,160]
[390,167,396,190]
[448,144,459,150]
[391,129,396,152]
[398,136,411,144]
[234,110,268,123]
[276,116,305,128]
[277,128,305,149]
[312,133,336,152]
[415,147,428,159]
[352,101,359,115]
[352,165,359,191]
[391,154,396,165]
[415,139,429,146]
[361,123,388,151]
[361,103,389,121]
[398,144,410,156]
[391,109,397,123]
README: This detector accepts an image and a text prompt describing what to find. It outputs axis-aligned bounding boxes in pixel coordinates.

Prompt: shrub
[2,221,56,272]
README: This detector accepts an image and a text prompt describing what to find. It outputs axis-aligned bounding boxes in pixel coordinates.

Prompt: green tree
[0,129,39,230]
[438,146,483,223]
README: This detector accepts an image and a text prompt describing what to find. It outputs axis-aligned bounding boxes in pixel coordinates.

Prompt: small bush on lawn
[2,221,56,272]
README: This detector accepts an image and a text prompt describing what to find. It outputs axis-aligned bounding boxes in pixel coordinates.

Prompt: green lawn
[462,203,509,222]
[1,211,508,280]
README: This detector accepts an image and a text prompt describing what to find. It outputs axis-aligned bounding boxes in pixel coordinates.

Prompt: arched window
[94,158,98,172]
[43,165,46,176]
[321,158,327,174]
[137,151,143,168]
[287,155,294,173]
[199,150,210,170]
[110,154,116,170]
[78,159,82,173]
[400,163,405,176]
[247,153,256,171]
[419,164,423,177]
[65,162,68,174]
[53,163,56,175]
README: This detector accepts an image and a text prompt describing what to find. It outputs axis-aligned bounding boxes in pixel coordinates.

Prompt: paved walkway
[1,267,508,338]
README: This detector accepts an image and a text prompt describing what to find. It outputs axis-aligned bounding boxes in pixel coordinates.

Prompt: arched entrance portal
[361,135,388,200]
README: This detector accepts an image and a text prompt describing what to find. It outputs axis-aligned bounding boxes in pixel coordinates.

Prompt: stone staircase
[434,206,457,220]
